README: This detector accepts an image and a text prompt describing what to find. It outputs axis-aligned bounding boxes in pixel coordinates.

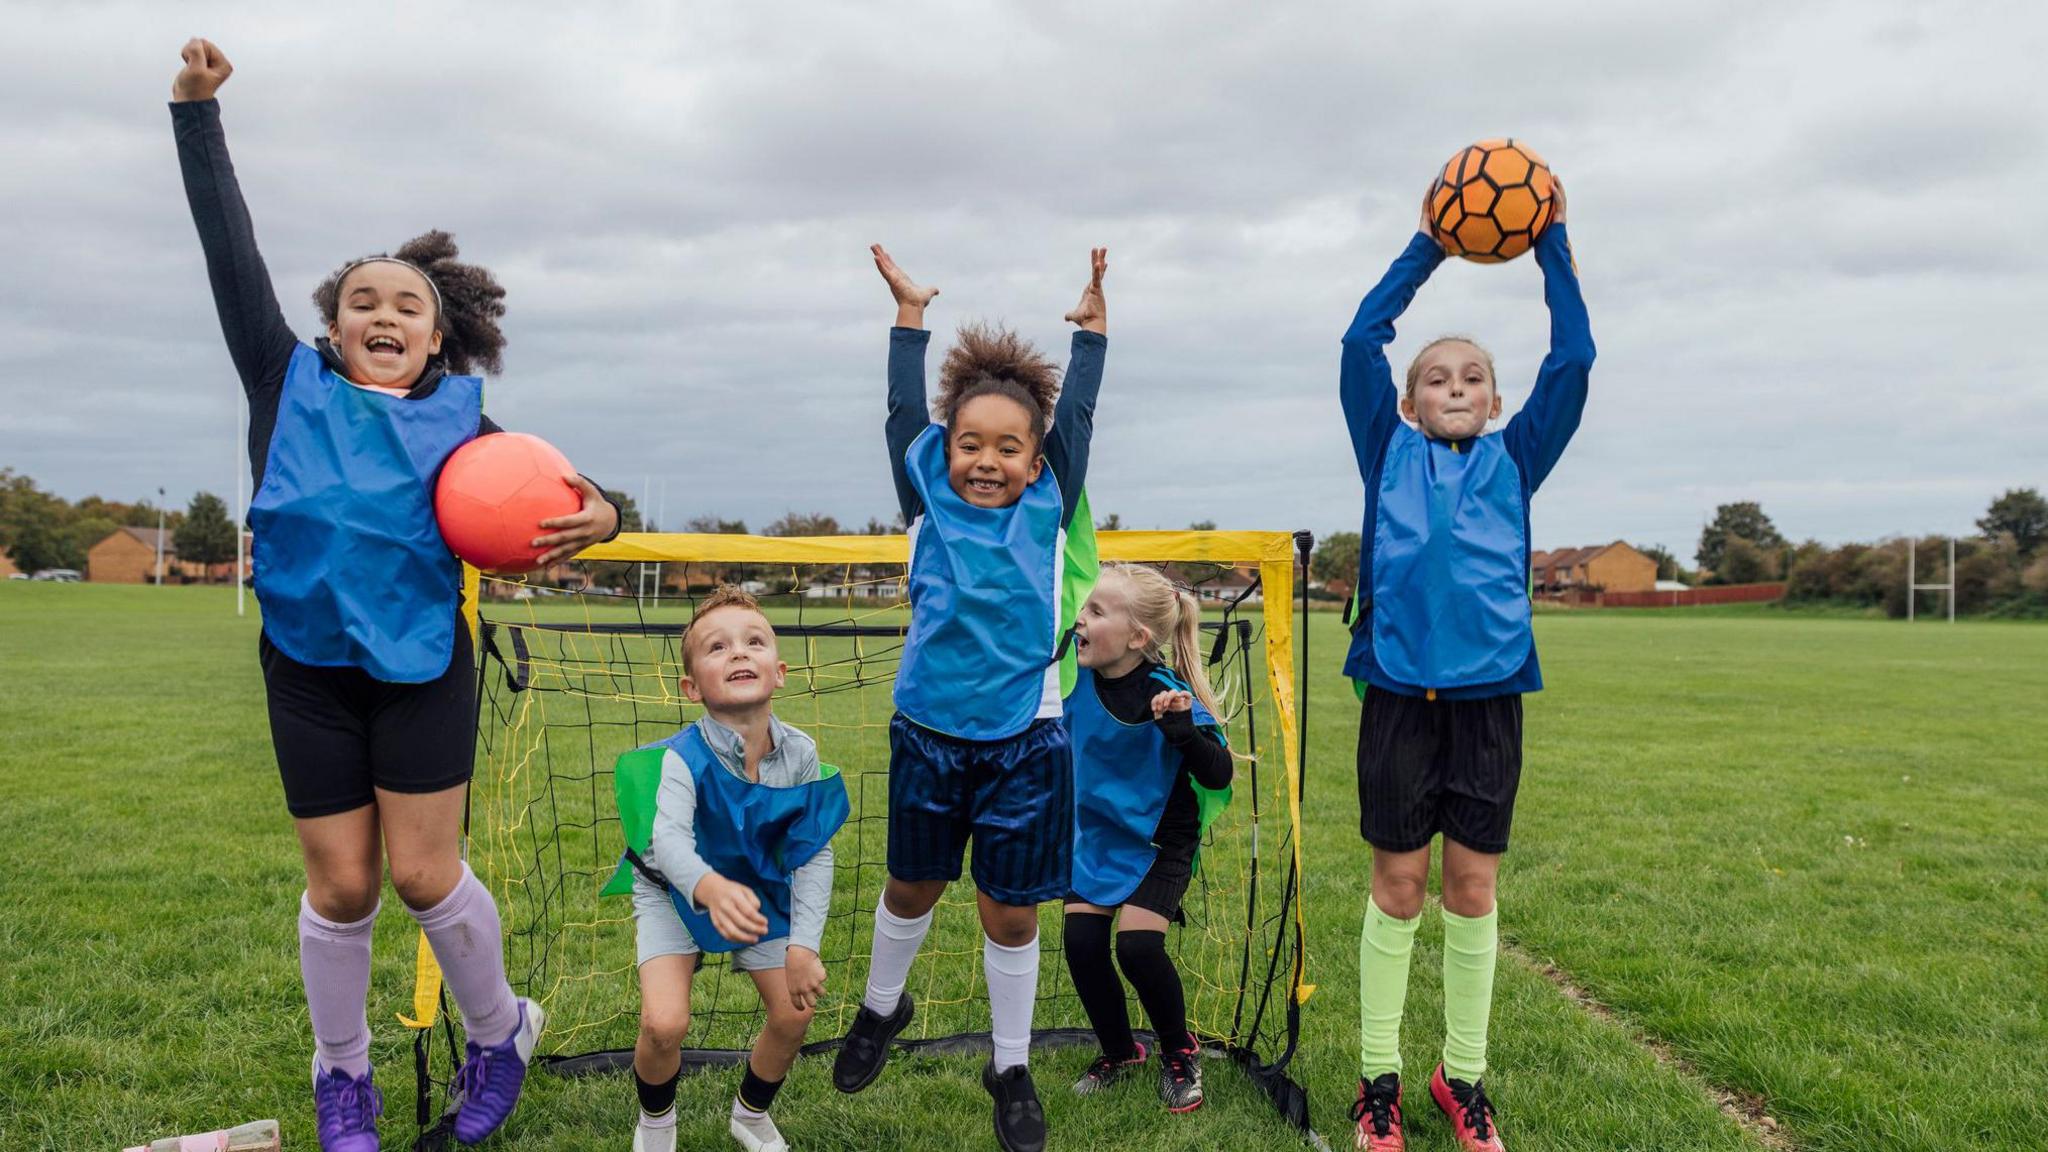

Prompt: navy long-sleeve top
[884,326,1106,529]
[1340,225,1594,698]
[171,98,620,532]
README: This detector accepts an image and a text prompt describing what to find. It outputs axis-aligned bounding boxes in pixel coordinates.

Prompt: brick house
[87,526,250,584]
[1530,540,1657,597]
[0,546,18,578]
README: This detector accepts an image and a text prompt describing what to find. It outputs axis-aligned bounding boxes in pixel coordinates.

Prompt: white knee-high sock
[300,893,378,1078]
[406,863,519,1047]
[862,895,934,1016]
[984,934,1040,1073]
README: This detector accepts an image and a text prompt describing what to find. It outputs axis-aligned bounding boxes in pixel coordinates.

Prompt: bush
[1786,540,1847,602]
[2025,555,2048,596]
[1717,536,1778,584]
[1855,542,1910,617]
[1954,538,2021,614]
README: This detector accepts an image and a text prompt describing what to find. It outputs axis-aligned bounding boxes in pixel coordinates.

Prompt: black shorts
[1123,840,1196,923]
[1356,688,1522,855]
[259,624,478,819]
[1067,836,1196,922]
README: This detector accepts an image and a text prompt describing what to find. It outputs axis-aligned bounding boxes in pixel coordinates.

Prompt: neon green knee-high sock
[1440,905,1499,1083]
[1358,897,1420,1079]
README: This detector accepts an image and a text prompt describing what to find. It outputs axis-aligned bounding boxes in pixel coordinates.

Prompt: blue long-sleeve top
[885,327,1106,528]
[1340,225,1594,698]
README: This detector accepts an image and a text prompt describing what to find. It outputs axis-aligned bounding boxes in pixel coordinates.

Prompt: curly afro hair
[935,322,1062,451]
[313,230,508,376]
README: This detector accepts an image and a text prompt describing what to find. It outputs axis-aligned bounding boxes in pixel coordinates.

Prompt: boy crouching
[607,586,849,1152]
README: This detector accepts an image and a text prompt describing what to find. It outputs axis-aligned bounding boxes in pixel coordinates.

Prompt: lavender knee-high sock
[407,863,519,1047]
[300,893,378,1078]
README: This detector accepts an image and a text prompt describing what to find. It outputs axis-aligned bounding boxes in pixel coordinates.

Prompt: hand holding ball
[435,434,584,573]
[1424,139,1558,263]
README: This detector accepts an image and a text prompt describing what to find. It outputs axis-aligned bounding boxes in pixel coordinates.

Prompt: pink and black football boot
[1350,1072,1404,1151]
[1429,1063,1506,1152]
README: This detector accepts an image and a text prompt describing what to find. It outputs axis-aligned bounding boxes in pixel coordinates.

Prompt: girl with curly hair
[170,38,620,1151]
[832,244,1107,1152]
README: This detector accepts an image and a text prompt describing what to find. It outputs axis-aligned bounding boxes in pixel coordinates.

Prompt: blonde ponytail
[1167,586,1225,721]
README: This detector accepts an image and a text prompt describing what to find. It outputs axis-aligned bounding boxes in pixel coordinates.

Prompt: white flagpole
[638,474,651,608]
[235,400,246,617]
[154,486,166,586]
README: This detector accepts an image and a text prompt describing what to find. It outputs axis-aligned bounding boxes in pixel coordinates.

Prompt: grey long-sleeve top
[635,714,834,954]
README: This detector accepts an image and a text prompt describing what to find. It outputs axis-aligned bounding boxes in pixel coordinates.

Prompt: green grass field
[2,584,2043,1151]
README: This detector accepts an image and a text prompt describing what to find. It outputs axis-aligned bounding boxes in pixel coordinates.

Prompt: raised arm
[1046,248,1108,525]
[169,40,295,402]
[875,245,936,525]
[1342,227,1445,480]
[1501,188,1594,493]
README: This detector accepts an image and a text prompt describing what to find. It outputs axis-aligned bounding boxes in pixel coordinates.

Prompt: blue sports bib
[895,424,1065,740]
[1066,666,1228,907]
[249,344,480,683]
[1368,427,1531,689]
[655,726,849,953]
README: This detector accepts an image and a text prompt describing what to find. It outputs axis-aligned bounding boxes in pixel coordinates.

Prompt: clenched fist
[173,38,233,102]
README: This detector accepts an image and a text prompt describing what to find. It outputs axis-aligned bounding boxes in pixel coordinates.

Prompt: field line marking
[1503,942,1798,1151]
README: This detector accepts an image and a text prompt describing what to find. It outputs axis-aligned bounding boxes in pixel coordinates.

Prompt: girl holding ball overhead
[170,38,620,1151]
[1342,155,1592,1152]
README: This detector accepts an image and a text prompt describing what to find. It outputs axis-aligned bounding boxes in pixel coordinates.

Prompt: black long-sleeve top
[171,98,619,532]
[1092,659,1233,855]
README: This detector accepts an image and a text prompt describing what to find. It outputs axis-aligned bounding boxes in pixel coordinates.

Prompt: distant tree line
[1665,489,2048,618]
[0,468,233,576]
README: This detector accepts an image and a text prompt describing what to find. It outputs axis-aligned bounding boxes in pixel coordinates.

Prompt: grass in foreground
[8,584,2039,1149]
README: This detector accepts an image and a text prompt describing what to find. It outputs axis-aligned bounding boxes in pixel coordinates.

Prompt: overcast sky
[3,1,2043,557]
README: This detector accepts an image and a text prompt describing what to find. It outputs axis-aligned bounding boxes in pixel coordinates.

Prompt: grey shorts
[633,884,789,971]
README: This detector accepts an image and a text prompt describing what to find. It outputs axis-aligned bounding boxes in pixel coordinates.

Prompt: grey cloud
[2,0,2045,555]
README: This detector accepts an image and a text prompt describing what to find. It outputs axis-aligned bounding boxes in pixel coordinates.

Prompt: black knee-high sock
[1064,911,1136,1059]
[636,1067,679,1117]
[1116,930,1191,1053]
[737,1059,783,1113]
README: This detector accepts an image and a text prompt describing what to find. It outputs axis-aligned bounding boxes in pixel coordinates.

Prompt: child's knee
[981,905,1038,947]
[765,997,814,1036]
[639,1005,690,1050]
[1114,928,1169,969]
[1369,871,1428,920]
[305,875,380,923]
[1440,870,1497,916]
[882,876,945,919]
[390,863,460,911]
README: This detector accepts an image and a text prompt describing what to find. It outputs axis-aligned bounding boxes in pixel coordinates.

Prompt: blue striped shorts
[886,713,1072,905]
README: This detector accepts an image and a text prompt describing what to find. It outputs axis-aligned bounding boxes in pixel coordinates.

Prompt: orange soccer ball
[434,433,583,573]
[1425,139,1557,263]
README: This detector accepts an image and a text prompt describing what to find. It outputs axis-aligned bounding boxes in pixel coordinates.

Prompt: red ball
[434,433,583,573]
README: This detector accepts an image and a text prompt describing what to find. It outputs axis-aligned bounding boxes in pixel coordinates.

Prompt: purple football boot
[451,998,546,1145]
[312,1058,382,1152]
